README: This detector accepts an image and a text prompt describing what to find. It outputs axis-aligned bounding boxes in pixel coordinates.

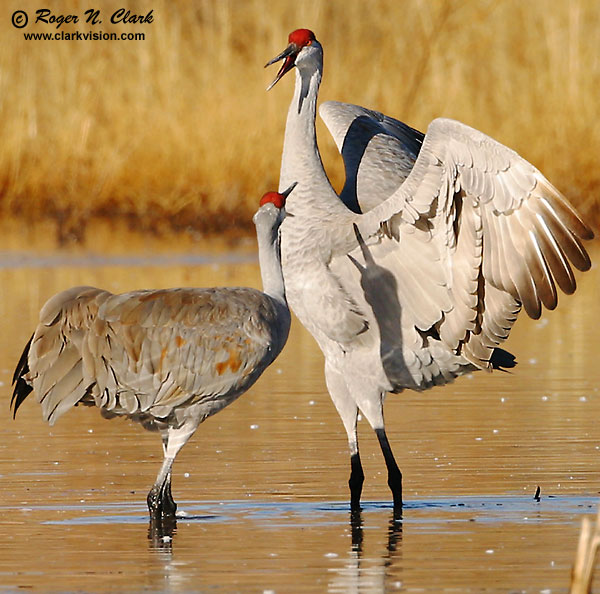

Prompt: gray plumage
[267,28,593,513]
[12,194,291,518]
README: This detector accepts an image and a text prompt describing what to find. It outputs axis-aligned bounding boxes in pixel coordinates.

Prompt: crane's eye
[306,39,312,46]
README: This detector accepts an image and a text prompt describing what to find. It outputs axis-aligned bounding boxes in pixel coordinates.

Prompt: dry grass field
[1,0,599,243]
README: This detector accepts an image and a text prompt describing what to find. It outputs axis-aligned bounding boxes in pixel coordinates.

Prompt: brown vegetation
[1,0,599,244]
[570,507,600,593]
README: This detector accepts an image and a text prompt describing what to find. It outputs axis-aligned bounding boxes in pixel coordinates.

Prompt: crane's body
[11,191,292,519]
[267,29,593,513]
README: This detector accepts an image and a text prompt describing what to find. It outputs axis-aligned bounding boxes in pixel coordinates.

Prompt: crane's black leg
[349,451,365,513]
[375,428,402,515]
[148,456,177,518]
[159,472,177,516]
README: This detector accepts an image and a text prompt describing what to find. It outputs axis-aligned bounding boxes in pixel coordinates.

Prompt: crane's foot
[147,479,177,519]
[163,477,177,515]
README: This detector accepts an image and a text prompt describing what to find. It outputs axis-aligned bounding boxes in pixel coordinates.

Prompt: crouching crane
[11,186,294,519]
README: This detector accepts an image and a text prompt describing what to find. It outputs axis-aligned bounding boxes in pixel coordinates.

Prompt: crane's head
[265,29,321,90]
[253,182,297,230]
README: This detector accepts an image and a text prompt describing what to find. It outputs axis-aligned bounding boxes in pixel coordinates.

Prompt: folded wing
[21,286,281,424]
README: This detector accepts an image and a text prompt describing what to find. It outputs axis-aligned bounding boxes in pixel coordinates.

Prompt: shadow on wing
[338,113,424,214]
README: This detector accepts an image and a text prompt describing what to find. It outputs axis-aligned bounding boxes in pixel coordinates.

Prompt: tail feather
[11,334,34,418]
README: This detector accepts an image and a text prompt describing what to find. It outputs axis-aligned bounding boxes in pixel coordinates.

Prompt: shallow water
[0,238,599,593]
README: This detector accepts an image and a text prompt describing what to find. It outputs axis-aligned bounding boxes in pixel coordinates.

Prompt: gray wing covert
[93,288,280,417]
[319,100,424,213]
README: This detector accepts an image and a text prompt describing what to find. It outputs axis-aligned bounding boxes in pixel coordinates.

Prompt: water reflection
[148,514,177,553]
[329,509,404,594]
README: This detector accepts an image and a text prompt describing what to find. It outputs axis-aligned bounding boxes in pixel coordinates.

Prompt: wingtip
[11,380,33,418]
[11,334,34,418]
[490,348,517,371]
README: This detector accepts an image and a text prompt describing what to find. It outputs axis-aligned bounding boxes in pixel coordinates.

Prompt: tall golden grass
[1,0,599,243]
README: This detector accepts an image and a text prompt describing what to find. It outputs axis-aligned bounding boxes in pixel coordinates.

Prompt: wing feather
[341,116,593,368]
[319,100,423,213]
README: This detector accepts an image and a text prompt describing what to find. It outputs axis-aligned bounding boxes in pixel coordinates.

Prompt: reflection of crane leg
[325,362,364,511]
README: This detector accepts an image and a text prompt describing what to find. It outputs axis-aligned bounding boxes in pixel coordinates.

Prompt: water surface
[0,237,598,592]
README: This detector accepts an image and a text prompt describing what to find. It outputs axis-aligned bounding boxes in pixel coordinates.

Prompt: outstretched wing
[319,100,424,213]
[346,117,594,368]
[21,286,283,425]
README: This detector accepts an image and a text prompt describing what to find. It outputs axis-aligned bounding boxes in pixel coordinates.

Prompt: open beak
[265,44,298,91]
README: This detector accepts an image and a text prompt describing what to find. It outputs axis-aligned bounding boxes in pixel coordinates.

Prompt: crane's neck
[279,63,342,216]
[256,216,286,306]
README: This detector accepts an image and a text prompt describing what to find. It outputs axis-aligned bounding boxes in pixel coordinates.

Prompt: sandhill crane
[266,29,594,514]
[11,187,294,519]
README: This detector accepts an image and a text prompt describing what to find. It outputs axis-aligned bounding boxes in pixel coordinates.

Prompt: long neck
[256,221,286,305]
[279,62,342,216]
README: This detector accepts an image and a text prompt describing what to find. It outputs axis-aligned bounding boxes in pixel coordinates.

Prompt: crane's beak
[265,44,298,91]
